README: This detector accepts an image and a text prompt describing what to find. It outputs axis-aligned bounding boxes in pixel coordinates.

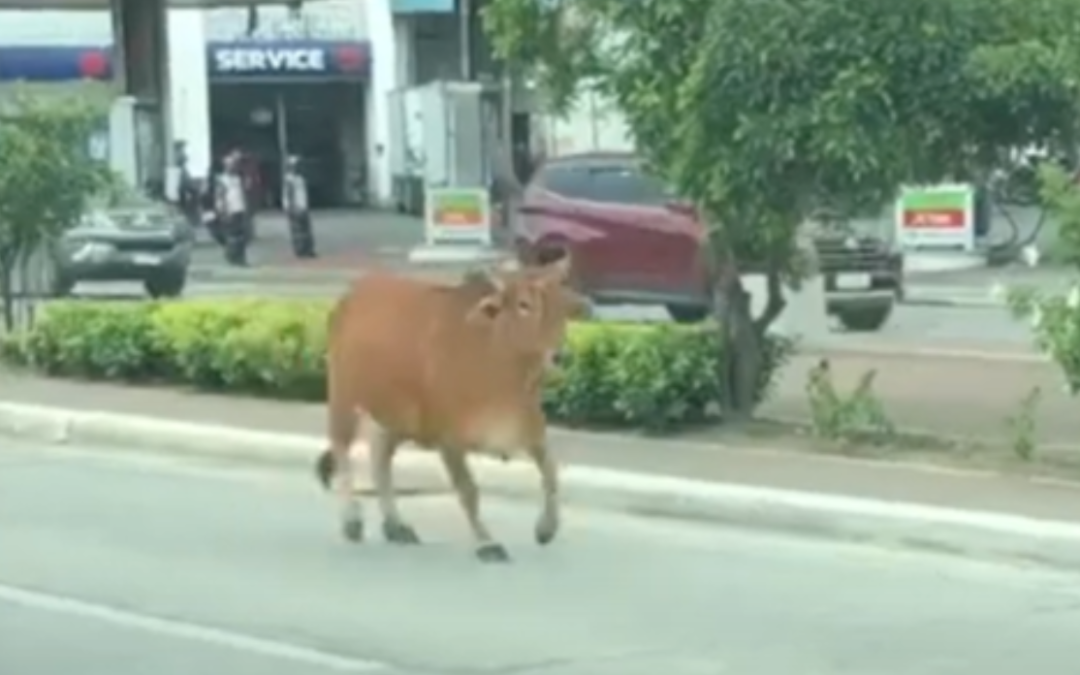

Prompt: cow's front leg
[529,441,560,545]
[439,447,509,562]
[368,427,420,545]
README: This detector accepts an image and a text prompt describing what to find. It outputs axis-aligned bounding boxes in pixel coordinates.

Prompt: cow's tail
[314,449,335,491]
[319,299,359,493]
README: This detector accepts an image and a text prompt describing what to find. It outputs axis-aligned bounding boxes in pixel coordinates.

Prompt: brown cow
[314,255,587,563]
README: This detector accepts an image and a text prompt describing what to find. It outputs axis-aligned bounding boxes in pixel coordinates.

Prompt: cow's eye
[517,299,532,314]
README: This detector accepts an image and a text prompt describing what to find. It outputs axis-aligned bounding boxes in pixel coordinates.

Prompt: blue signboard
[206,40,370,79]
[0,46,113,82]
[0,41,370,82]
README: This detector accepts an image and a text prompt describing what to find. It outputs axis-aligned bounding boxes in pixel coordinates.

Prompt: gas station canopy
[0,0,287,8]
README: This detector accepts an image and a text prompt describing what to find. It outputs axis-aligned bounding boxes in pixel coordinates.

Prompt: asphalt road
[2,441,1080,675]
[194,210,423,268]
[224,201,1056,269]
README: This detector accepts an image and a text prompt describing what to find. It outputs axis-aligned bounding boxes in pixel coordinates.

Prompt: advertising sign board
[894,184,976,252]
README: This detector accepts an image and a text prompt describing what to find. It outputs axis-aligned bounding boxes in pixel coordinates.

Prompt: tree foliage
[483,0,1080,414]
[0,85,111,330]
[1006,164,1080,392]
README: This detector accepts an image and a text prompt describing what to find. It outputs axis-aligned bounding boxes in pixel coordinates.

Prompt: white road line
[0,583,387,672]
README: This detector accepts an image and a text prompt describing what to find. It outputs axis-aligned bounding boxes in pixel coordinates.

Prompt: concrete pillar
[111,0,174,190]
[167,9,211,179]
[364,0,402,206]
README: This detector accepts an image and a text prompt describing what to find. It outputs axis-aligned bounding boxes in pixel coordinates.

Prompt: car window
[586,166,669,205]
[533,163,595,199]
[535,160,671,205]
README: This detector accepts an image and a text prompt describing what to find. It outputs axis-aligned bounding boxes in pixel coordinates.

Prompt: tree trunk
[1,263,13,333]
[715,277,763,418]
[712,254,787,420]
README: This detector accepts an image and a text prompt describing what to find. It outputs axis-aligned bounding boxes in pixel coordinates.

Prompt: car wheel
[836,304,893,332]
[145,270,187,299]
[42,256,75,298]
[51,276,76,298]
[666,304,710,324]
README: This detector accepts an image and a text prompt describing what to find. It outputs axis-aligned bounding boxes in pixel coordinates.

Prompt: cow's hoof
[535,514,559,546]
[476,542,511,563]
[382,520,421,545]
[342,519,364,543]
[535,525,558,546]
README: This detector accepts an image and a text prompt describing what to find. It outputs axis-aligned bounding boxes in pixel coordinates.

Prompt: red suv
[511,151,903,330]
[513,151,712,323]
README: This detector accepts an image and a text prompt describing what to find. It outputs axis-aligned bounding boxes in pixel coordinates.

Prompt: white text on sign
[214,48,327,73]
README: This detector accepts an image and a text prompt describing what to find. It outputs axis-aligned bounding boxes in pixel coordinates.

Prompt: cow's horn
[484,267,506,290]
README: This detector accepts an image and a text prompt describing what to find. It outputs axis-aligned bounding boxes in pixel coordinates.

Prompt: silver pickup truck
[47,203,193,299]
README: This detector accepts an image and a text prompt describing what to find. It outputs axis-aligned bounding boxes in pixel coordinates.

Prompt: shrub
[1007,164,1080,395]
[4,299,792,431]
[18,301,163,380]
[1008,284,1080,392]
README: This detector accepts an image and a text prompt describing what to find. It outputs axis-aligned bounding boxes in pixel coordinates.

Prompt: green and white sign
[424,187,492,247]
[894,183,976,252]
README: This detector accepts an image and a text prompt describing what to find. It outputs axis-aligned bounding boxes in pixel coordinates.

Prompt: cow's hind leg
[439,448,509,563]
[320,395,363,543]
[369,426,420,545]
[529,442,561,546]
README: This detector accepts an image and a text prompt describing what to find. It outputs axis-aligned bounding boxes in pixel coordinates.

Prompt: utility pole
[460,0,473,80]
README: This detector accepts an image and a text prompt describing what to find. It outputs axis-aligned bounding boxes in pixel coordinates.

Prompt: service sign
[894,183,976,252]
[213,46,327,73]
[207,40,370,79]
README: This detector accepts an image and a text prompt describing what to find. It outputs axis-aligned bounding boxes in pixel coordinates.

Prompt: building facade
[0,0,477,207]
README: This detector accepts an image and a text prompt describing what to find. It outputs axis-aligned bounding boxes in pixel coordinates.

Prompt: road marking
[0,583,387,672]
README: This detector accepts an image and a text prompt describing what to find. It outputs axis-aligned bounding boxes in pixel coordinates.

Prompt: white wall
[360,10,466,205]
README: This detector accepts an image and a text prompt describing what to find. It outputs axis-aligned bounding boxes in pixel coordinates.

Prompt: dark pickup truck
[813,233,904,331]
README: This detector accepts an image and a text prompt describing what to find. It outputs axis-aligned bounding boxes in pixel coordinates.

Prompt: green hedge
[0,299,793,431]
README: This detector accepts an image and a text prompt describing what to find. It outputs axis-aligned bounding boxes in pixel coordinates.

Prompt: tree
[1005,165,1080,392]
[0,85,112,330]
[482,0,1080,416]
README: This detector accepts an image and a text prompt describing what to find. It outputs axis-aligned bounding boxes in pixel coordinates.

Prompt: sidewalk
[767,351,1080,447]
[4,365,1080,525]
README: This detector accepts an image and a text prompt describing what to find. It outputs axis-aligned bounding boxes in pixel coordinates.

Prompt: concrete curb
[901,286,1004,309]
[798,343,1045,363]
[189,266,357,286]
[188,262,480,287]
[901,296,1005,309]
[4,402,1080,569]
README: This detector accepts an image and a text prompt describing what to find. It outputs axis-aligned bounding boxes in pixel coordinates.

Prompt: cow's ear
[545,252,572,282]
[467,295,503,323]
